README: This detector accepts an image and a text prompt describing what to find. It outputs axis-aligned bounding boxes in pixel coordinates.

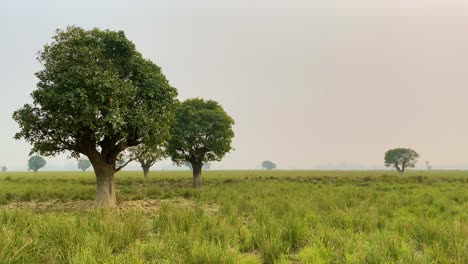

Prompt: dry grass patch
[0,198,219,214]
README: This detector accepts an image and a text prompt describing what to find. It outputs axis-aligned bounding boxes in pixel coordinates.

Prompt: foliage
[12,26,178,206]
[27,155,47,172]
[78,158,91,172]
[384,148,419,174]
[127,145,166,177]
[167,98,235,167]
[1,166,6,172]
[0,170,466,263]
[12,25,177,167]
[262,160,276,170]
[129,145,166,168]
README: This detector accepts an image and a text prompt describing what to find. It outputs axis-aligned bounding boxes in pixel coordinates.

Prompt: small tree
[28,155,47,172]
[12,26,177,207]
[78,158,91,172]
[168,98,234,188]
[1,166,6,172]
[384,148,419,175]
[425,161,432,171]
[129,145,165,177]
[262,160,276,170]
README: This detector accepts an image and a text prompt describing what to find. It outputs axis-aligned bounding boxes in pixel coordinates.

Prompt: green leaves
[262,161,276,170]
[28,155,47,172]
[167,98,235,166]
[78,158,91,172]
[13,26,177,167]
[384,148,419,174]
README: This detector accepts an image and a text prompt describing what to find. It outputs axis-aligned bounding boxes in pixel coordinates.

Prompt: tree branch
[115,156,139,172]
[115,147,148,172]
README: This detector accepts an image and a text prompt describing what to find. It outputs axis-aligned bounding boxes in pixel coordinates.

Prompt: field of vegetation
[0,170,467,263]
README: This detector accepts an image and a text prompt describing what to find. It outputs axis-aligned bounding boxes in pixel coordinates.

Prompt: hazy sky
[1,0,468,170]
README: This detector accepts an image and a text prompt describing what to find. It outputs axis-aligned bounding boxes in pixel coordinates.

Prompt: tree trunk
[395,163,404,175]
[142,165,150,177]
[192,163,202,188]
[400,165,405,175]
[94,163,117,207]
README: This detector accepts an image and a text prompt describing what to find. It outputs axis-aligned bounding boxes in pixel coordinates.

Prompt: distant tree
[168,98,235,188]
[129,145,165,177]
[28,155,47,173]
[78,158,91,172]
[12,26,177,207]
[425,161,432,171]
[185,162,211,170]
[384,148,419,175]
[1,166,6,172]
[262,160,276,170]
[116,158,126,168]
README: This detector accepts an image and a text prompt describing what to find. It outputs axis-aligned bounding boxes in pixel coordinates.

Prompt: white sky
[1,0,468,170]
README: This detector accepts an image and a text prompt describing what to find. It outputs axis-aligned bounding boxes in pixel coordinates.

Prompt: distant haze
[1,0,468,171]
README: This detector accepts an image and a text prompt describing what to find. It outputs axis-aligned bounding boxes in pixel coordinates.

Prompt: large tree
[168,98,234,188]
[13,26,177,207]
[1,166,7,172]
[384,148,419,175]
[28,155,47,172]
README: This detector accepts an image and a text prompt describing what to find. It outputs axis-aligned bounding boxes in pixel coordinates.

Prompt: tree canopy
[168,98,234,187]
[13,26,178,207]
[262,160,276,170]
[28,155,47,172]
[384,148,419,175]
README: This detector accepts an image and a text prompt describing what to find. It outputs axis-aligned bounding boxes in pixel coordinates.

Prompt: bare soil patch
[0,198,219,214]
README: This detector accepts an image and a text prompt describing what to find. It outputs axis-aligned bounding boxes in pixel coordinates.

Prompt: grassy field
[0,170,467,263]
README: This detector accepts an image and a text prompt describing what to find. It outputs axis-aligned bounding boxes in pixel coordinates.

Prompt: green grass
[0,170,467,263]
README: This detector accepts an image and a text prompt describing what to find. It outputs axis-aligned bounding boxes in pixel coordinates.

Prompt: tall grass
[0,170,467,263]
